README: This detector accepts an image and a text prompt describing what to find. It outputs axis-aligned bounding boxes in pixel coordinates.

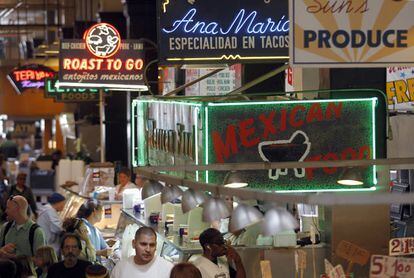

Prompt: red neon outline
[84,23,121,59]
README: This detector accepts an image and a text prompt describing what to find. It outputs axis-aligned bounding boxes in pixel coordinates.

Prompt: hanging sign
[158,0,289,64]
[45,77,109,102]
[133,95,379,192]
[290,0,414,67]
[386,67,414,111]
[58,23,148,91]
[370,255,414,278]
[7,64,56,94]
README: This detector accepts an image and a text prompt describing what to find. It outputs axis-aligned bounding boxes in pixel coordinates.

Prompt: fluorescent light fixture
[180,64,228,69]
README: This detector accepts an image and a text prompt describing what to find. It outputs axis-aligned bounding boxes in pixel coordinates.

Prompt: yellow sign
[290,0,414,67]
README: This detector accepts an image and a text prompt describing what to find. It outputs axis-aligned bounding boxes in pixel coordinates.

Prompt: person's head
[16,172,27,187]
[14,255,35,278]
[60,233,82,266]
[199,228,227,258]
[76,199,103,223]
[33,246,58,270]
[85,264,109,278]
[118,168,131,186]
[6,195,28,221]
[6,132,12,140]
[170,263,202,278]
[132,227,157,265]
[62,218,89,242]
[0,259,16,277]
[134,175,148,188]
[48,193,66,212]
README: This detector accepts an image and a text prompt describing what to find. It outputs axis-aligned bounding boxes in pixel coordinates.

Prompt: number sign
[389,237,414,256]
[370,255,414,278]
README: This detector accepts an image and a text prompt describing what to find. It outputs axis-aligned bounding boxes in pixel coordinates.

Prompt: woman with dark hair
[33,246,58,278]
[77,200,110,260]
[170,263,202,278]
[62,217,96,263]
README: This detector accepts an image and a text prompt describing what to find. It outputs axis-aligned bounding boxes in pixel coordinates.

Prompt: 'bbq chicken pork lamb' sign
[58,23,148,91]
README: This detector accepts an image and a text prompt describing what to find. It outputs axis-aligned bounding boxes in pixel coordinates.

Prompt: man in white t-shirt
[111,227,173,278]
[193,228,246,278]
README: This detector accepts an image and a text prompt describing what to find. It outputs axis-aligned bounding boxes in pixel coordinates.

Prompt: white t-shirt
[110,255,173,278]
[193,256,230,278]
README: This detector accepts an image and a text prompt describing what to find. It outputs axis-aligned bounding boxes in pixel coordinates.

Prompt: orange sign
[336,240,370,266]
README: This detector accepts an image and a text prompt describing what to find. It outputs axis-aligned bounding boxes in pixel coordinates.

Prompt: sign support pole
[99,89,106,162]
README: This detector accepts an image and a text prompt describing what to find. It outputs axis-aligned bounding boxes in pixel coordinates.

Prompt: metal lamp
[261,207,299,236]
[141,180,164,200]
[202,197,231,223]
[337,167,364,186]
[161,184,183,204]
[223,170,248,188]
[229,204,263,233]
[181,189,207,213]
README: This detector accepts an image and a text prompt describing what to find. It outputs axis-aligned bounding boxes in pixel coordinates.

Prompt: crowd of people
[0,167,246,278]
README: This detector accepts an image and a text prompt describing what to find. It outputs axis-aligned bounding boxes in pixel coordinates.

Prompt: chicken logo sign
[258,130,311,180]
[84,23,121,58]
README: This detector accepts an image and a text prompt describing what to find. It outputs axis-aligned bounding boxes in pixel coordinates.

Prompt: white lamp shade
[202,197,231,223]
[181,189,207,213]
[229,204,263,233]
[261,207,299,236]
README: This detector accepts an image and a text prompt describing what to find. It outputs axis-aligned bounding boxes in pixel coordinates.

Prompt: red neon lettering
[280,108,287,131]
[212,125,238,163]
[326,102,343,119]
[259,112,276,139]
[306,103,324,123]
[289,105,305,127]
[13,70,53,81]
[239,118,260,148]
[305,155,322,180]
[322,152,338,174]
[358,145,371,159]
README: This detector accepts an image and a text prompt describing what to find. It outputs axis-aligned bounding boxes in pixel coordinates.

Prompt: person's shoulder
[48,261,64,271]
[156,256,174,268]
[78,259,93,267]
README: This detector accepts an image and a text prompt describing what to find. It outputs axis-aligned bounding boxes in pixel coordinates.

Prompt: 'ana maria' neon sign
[162,8,289,35]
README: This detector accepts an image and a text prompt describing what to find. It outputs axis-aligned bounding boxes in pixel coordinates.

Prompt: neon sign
[158,0,289,64]
[84,23,121,58]
[162,8,289,35]
[7,64,56,94]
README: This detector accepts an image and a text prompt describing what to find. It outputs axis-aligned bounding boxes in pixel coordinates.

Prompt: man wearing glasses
[193,228,246,278]
[0,195,45,258]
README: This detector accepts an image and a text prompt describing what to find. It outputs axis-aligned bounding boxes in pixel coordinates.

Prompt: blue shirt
[82,219,108,251]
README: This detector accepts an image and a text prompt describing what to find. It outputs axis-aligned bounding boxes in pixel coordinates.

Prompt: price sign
[295,250,307,271]
[370,255,414,278]
[329,265,346,278]
[336,240,370,266]
[389,237,414,256]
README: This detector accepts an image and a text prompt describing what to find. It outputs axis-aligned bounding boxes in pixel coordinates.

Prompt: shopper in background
[37,193,66,255]
[115,168,136,200]
[193,228,246,278]
[86,264,110,278]
[47,233,92,278]
[0,132,18,160]
[170,262,202,278]
[7,173,38,217]
[62,217,96,263]
[77,200,110,260]
[111,226,173,278]
[33,245,58,278]
[0,195,45,258]
[134,174,147,192]
[0,258,17,277]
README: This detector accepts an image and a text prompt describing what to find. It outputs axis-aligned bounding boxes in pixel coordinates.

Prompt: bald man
[0,195,45,258]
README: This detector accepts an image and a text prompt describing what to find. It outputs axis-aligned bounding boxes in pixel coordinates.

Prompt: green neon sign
[132,96,378,192]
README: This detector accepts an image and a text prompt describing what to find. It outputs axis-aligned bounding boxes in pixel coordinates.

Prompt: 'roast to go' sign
[133,96,377,192]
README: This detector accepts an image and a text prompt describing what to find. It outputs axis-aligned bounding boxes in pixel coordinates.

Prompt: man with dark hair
[37,192,66,254]
[0,133,18,159]
[193,228,246,278]
[115,168,136,200]
[111,227,173,278]
[8,172,38,217]
[47,233,92,278]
